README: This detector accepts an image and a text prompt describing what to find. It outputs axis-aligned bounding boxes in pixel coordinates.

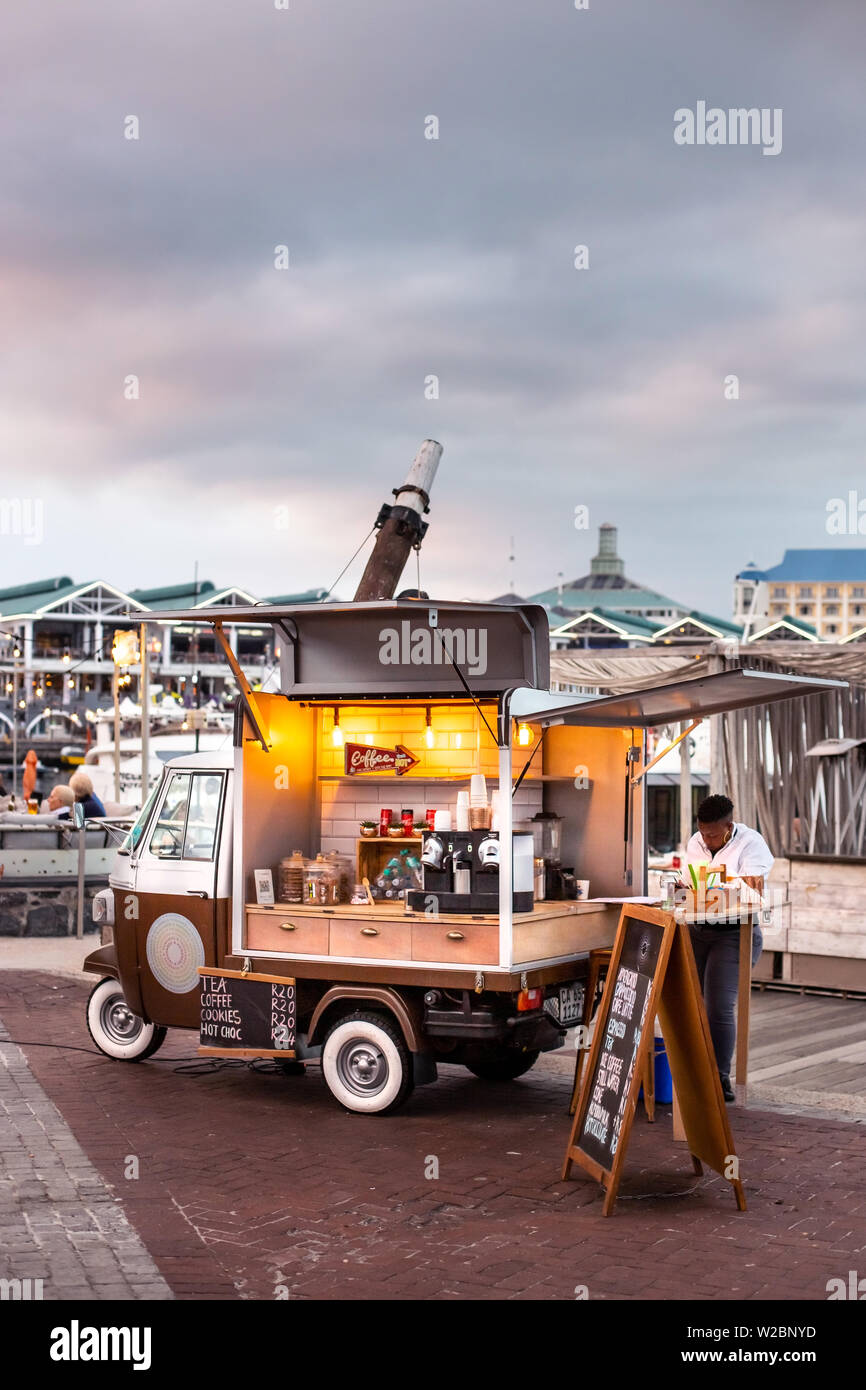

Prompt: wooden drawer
[329,916,412,960]
[411,918,499,965]
[246,910,330,956]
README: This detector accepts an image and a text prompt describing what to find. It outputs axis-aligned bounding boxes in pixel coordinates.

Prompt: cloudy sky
[2,0,865,616]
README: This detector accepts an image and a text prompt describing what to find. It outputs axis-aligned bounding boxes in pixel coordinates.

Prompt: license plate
[544,982,584,1028]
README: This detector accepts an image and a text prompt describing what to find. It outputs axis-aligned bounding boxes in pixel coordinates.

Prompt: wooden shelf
[358,834,422,843]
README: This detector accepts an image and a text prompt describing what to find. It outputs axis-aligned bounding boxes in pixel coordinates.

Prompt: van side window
[183,774,223,861]
[148,773,192,859]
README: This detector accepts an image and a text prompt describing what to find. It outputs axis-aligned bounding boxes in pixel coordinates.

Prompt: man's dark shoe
[719,1072,735,1103]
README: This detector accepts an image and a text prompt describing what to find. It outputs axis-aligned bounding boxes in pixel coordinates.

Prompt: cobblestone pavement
[1,971,864,1302]
[0,1014,172,1301]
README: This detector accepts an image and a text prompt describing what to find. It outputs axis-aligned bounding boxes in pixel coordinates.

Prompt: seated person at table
[43,784,74,818]
[69,770,106,818]
[0,784,74,823]
[685,794,773,1104]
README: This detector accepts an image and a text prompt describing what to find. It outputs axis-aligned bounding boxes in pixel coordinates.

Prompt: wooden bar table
[671,882,759,1115]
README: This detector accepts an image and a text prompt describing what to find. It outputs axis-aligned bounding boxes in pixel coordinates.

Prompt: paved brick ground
[0,1012,172,1301]
[1,971,864,1301]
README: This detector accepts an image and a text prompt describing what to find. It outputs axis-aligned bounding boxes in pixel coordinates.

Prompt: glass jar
[325,851,353,904]
[278,851,307,904]
[305,855,339,906]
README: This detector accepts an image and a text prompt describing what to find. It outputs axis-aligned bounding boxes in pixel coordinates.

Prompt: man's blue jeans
[687,920,763,1076]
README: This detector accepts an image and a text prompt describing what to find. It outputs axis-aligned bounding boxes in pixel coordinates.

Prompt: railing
[0,817,133,852]
[163,651,272,665]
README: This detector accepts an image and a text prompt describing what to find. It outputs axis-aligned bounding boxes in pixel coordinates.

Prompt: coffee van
[82,599,839,1114]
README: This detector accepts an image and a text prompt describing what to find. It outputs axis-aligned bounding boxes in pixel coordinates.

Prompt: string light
[425,706,435,750]
[517,723,533,747]
[331,707,344,748]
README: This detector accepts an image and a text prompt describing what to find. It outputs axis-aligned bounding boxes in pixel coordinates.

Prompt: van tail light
[517,987,544,1011]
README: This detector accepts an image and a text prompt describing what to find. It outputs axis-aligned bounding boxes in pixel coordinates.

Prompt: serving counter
[245,899,619,967]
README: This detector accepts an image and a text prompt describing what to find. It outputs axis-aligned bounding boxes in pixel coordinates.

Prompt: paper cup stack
[455,789,470,832]
[469,773,491,830]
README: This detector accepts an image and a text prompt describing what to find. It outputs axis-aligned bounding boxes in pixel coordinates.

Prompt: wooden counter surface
[246,900,611,925]
[244,897,619,966]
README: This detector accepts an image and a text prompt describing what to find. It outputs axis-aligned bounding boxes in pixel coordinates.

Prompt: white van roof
[163,750,234,771]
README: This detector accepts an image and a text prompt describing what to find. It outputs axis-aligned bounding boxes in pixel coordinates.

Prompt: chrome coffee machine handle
[477,834,500,869]
[421,833,445,869]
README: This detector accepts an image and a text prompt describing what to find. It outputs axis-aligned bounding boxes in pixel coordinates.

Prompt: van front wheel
[86,978,167,1061]
[321,1011,413,1115]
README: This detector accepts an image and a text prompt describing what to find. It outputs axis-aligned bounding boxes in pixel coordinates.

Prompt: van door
[133,768,227,1029]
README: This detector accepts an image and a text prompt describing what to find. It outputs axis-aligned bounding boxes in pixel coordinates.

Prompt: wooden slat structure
[550,643,866,858]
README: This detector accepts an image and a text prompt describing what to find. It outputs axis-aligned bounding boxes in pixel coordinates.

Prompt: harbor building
[521,524,739,650]
[735,551,866,641]
[0,576,327,726]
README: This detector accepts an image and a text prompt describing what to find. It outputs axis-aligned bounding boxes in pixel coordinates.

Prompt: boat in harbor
[82,728,234,804]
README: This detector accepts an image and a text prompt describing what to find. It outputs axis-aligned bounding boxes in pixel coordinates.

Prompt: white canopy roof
[509,668,846,730]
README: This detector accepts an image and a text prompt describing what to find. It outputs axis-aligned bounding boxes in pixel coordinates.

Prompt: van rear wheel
[86,978,167,1062]
[321,1011,413,1115]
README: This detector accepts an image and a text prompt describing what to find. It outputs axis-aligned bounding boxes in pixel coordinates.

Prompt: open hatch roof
[135,599,551,697]
[507,667,846,729]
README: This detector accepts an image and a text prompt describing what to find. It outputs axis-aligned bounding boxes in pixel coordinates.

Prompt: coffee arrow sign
[344,742,420,776]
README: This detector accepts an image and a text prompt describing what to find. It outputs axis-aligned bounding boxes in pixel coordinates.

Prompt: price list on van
[199,970,296,1057]
[576,919,664,1172]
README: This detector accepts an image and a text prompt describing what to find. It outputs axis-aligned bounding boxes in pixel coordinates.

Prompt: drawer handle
[279,922,298,931]
[446,930,465,941]
[360,927,380,937]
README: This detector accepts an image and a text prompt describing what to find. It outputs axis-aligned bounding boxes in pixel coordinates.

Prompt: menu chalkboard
[198,968,296,1058]
[563,906,746,1217]
[576,916,665,1172]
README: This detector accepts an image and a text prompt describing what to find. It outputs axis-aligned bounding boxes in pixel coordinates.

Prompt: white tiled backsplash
[319,779,544,858]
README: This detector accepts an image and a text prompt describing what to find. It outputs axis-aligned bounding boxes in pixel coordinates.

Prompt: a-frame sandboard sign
[562,905,746,1217]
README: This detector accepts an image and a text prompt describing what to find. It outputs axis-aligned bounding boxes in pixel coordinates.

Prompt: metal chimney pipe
[353,440,443,601]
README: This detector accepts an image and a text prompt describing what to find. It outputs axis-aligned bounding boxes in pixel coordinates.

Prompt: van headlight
[92,889,115,942]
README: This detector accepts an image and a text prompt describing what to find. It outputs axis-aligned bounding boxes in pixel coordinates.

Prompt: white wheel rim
[323,1021,404,1112]
[99,994,145,1045]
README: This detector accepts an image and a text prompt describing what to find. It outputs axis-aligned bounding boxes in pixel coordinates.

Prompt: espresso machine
[408,829,535,913]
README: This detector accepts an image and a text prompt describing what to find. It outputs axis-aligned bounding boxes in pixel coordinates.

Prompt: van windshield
[121,779,163,853]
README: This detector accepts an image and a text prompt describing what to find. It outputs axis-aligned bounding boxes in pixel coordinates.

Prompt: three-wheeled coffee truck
[83,598,838,1114]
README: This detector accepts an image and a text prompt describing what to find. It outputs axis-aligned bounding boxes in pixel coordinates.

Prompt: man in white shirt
[684,794,773,1103]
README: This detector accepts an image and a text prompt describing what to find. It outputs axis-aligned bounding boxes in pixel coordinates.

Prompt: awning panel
[509,668,846,729]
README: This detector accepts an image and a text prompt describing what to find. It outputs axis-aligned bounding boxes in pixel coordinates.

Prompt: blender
[530,811,568,900]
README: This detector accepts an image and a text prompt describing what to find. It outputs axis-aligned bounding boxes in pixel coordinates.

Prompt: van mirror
[72,802,86,830]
